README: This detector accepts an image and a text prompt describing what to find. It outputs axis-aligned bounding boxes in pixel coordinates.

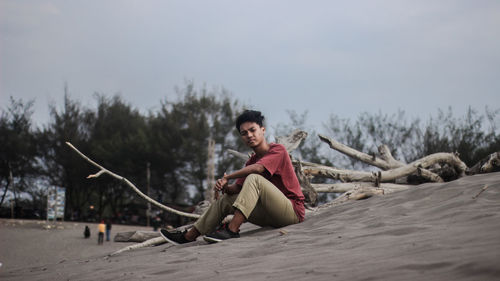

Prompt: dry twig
[472,185,489,199]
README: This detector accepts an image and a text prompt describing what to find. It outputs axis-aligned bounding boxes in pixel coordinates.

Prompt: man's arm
[214,164,266,193]
[225,164,265,180]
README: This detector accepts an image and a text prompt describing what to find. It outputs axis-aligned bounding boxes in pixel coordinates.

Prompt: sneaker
[160,229,191,245]
[203,223,240,243]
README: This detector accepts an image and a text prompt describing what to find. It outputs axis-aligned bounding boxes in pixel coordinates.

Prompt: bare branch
[227,149,250,161]
[472,185,489,199]
[87,169,105,179]
[377,145,402,167]
[65,142,200,219]
[318,134,392,170]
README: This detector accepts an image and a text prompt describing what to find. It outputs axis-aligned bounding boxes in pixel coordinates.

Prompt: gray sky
[1,0,499,131]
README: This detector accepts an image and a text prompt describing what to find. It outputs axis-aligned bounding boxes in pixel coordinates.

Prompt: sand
[1,172,499,281]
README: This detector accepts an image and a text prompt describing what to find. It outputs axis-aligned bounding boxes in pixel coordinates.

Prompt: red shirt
[235,143,305,222]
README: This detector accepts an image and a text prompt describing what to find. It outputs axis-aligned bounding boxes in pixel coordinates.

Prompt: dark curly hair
[235,110,265,132]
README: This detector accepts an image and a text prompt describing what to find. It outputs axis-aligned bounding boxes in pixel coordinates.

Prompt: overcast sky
[1,0,499,131]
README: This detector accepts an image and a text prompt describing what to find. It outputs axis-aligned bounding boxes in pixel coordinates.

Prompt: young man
[161,110,305,244]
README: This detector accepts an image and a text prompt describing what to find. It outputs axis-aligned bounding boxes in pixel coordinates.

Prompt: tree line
[1,82,499,225]
[0,82,246,224]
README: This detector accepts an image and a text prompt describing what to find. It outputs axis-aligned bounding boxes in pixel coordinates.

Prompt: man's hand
[214,173,228,192]
[222,184,241,195]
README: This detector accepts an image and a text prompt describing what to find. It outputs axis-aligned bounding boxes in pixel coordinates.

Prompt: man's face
[239,121,265,148]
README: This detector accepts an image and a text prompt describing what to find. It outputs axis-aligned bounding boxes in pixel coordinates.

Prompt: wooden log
[312,182,410,194]
[108,237,166,257]
[305,152,467,183]
[378,144,443,182]
[304,165,376,182]
[315,186,387,210]
[291,159,330,168]
[109,224,194,256]
[467,151,500,175]
[114,231,161,243]
[318,134,443,182]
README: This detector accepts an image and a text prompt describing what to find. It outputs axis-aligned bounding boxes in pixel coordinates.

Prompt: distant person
[84,225,91,238]
[98,220,105,245]
[152,216,161,231]
[161,110,305,244]
[106,219,112,241]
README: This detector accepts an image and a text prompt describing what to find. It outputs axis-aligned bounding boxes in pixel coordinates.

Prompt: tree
[0,97,39,209]
[148,81,242,206]
[88,94,150,220]
[323,107,500,171]
[39,91,94,221]
[416,107,500,166]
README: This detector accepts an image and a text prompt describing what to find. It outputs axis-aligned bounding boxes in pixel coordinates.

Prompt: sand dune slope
[1,172,499,281]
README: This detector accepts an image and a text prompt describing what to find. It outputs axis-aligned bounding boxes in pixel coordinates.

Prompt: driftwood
[323,187,385,207]
[295,161,318,206]
[278,130,320,205]
[226,132,496,206]
[318,134,444,182]
[312,182,410,194]
[472,185,489,199]
[110,224,195,256]
[377,144,403,168]
[227,149,250,161]
[114,231,160,242]
[228,132,497,208]
[378,145,444,183]
[304,152,467,183]
[318,134,394,170]
[66,142,200,219]
[467,152,500,175]
[310,186,387,212]
[108,237,166,257]
[275,129,308,152]
[66,141,204,256]
[479,152,500,173]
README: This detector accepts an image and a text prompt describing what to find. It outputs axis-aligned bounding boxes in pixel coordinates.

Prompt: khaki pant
[194,174,299,234]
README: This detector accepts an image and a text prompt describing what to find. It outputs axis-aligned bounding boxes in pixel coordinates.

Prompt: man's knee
[217,194,237,210]
[244,173,264,184]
